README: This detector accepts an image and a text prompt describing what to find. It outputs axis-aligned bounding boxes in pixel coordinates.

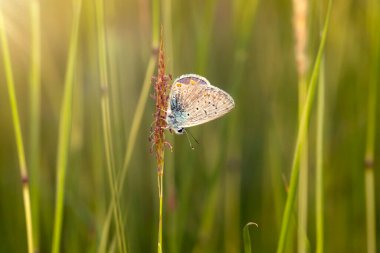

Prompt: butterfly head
[172,127,185,135]
[166,111,185,135]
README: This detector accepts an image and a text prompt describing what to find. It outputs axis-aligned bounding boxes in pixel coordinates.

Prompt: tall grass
[29,1,41,251]
[243,222,258,253]
[315,3,327,252]
[51,2,82,253]
[192,2,259,253]
[315,56,326,253]
[0,8,35,253]
[292,0,310,251]
[276,1,331,252]
[364,0,379,252]
[94,0,127,252]
[98,0,161,250]
[0,0,379,252]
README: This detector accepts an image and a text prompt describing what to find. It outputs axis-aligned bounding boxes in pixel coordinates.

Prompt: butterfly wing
[169,74,210,97]
[173,82,235,128]
[174,74,210,86]
[167,74,211,116]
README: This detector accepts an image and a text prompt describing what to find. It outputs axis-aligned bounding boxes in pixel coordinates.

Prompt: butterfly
[165,74,235,134]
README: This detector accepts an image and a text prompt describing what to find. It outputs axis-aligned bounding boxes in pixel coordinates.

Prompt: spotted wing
[174,83,235,128]
[169,74,210,98]
[174,74,210,86]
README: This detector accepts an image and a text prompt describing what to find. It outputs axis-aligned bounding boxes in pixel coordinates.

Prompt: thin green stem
[292,0,310,249]
[94,0,127,252]
[298,76,309,253]
[51,2,82,253]
[315,2,327,252]
[29,0,41,250]
[156,30,166,253]
[117,0,160,193]
[162,0,173,73]
[191,2,258,252]
[243,222,258,253]
[123,0,160,203]
[98,0,160,248]
[119,57,156,190]
[315,55,325,253]
[365,170,376,253]
[152,0,160,50]
[364,0,379,252]
[158,172,164,253]
[98,57,156,253]
[0,8,35,253]
[276,1,331,252]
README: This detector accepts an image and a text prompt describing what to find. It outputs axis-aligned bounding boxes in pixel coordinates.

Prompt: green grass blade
[364,171,377,253]
[51,2,82,253]
[94,0,127,252]
[118,0,160,194]
[191,2,259,252]
[315,55,325,253]
[29,1,41,250]
[119,56,156,195]
[243,222,258,253]
[0,8,35,253]
[92,0,163,251]
[293,0,310,249]
[276,1,332,252]
[98,0,160,249]
[364,0,379,252]
[97,205,113,253]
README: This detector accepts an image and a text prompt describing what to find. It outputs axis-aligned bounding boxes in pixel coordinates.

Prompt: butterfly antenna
[187,129,199,145]
[185,129,199,149]
[183,129,196,150]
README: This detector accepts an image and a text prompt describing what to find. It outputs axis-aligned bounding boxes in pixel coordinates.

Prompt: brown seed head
[151,27,171,172]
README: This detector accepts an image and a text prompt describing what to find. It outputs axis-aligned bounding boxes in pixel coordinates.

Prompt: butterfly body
[165,74,235,134]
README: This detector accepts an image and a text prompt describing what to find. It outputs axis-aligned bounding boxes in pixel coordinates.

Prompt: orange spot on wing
[190,79,196,85]
[176,83,182,87]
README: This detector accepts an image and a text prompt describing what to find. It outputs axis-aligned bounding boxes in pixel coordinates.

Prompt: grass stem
[297,77,309,253]
[364,0,379,251]
[243,222,258,253]
[152,26,169,253]
[158,172,164,253]
[98,0,161,249]
[292,0,310,249]
[51,2,82,253]
[94,0,128,252]
[29,0,41,250]
[276,1,331,252]
[0,8,35,253]
[315,55,325,253]
[151,2,166,253]
[363,59,377,253]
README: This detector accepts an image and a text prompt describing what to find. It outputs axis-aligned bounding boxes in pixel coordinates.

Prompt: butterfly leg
[164,141,173,152]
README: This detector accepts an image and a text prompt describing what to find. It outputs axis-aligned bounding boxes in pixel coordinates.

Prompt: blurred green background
[0,0,379,252]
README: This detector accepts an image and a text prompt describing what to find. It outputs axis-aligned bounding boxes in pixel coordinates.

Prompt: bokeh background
[0,0,379,252]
